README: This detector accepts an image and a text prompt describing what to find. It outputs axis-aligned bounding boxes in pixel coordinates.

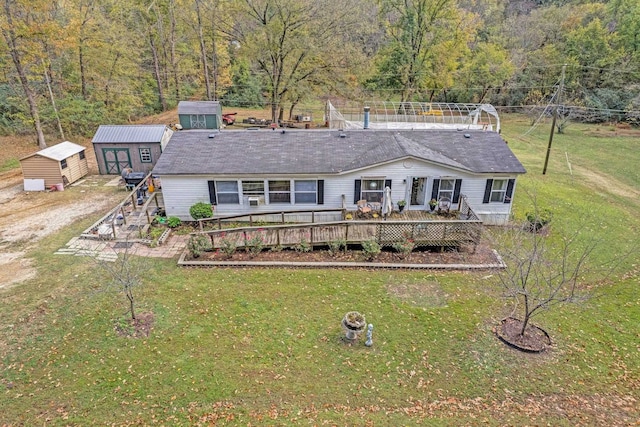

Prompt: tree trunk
[127,291,136,320]
[195,0,211,100]
[169,0,180,102]
[1,2,47,148]
[43,62,65,139]
[79,42,88,100]
[149,33,167,111]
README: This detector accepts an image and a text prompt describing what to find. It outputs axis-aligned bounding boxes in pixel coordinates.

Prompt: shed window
[60,159,68,169]
[269,180,291,203]
[294,180,317,204]
[79,151,86,160]
[139,148,152,163]
[216,181,239,204]
[190,114,206,128]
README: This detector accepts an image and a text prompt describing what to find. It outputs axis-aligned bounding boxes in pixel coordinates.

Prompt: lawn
[1,115,639,425]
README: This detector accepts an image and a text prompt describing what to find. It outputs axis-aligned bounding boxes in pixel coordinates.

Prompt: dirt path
[0,171,123,289]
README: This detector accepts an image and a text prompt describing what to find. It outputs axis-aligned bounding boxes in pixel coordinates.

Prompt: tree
[227,0,370,122]
[453,42,514,103]
[98,244,145,321]
[492,198,626,351]
[0,0,56,148]
[371,0,467,102]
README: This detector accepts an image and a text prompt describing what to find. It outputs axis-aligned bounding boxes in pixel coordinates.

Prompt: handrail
[80,172,153,239]
[197,208,347,231]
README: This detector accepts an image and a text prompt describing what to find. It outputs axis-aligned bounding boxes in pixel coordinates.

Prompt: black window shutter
[453,179,462,203]
[354,179,361,203]
[431,179,440,201]
[504,179,515,204]
[208,181,217,205]
[317,180,324,204]
[384,179,392,189]
[483,179,493,204]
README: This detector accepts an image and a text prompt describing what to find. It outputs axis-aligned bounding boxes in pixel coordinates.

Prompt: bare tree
[97,244,145,321]
[492,200,628,347]
[495,222,595,338]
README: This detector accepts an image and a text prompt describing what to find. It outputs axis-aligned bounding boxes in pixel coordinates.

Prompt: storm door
[410,177,428,206]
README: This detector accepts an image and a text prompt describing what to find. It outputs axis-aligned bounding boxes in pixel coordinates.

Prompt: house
[20,141,89,191]
[91,125,173,175]
[152,129,526,225]
[177,101,221,130]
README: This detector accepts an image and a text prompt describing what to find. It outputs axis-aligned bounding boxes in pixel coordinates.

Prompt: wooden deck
[195,196,482,251]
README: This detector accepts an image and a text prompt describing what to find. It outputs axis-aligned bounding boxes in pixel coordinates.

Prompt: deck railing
[194,218,482,252]
[197,208,346,231]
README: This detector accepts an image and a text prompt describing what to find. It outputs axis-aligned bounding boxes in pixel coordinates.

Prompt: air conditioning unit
[248,196,261,206]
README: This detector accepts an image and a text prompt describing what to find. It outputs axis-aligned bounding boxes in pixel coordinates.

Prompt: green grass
[0,157,19,173]
[1,115,639,425]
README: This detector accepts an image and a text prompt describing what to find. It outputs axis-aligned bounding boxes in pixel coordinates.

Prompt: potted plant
[429,198,438,212]
[397,199,406,213]
[342,311,366,340]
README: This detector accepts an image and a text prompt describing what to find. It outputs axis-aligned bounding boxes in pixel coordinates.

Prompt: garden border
[177,249,506,270]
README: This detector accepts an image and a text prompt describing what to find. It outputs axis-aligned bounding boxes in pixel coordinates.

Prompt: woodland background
[1,0,640,148]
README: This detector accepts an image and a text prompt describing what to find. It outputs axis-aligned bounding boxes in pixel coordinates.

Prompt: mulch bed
[189,242,500,266]
[114,312,155,338]
[494,317,551,353]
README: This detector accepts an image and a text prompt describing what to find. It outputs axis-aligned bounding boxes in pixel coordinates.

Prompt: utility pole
[542,64,566,175]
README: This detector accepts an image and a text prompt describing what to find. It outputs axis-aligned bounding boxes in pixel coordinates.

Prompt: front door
[410,177,427,206]
[102,148,131,174]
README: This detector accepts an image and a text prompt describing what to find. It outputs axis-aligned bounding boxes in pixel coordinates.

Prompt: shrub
[328,238,347,256]
[245,232,265,257]
[294,237,312,253]
[362,239,381,261]
[392,237,415,259]
[189,202,213,221]
[187,235,212,258]
[525,209,552,232]
[166,216,182,228]
[219,235,237,258]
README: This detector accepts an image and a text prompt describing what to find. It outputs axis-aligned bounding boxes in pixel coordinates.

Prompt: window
[60,159,67,169]
[269,180,291,203]
[242,180,264,197]
[79,151,86,160]
[490,179,508,202]
[139,148,152,163]
[216,181,239,204]
[361,179,384,203]
[437,179,455,201]
[294,180,317,204]
[190,114,206,128]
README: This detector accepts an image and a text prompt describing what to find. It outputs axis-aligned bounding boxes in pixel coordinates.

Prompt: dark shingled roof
[152,129,526,176]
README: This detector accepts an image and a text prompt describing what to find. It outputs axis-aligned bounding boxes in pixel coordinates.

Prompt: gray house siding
[158,159,518,225]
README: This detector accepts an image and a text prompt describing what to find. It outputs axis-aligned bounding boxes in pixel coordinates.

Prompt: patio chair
[438,197,451,213]
[356,199,372,218]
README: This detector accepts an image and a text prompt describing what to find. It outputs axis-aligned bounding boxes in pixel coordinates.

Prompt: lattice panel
[377,224,414,246]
